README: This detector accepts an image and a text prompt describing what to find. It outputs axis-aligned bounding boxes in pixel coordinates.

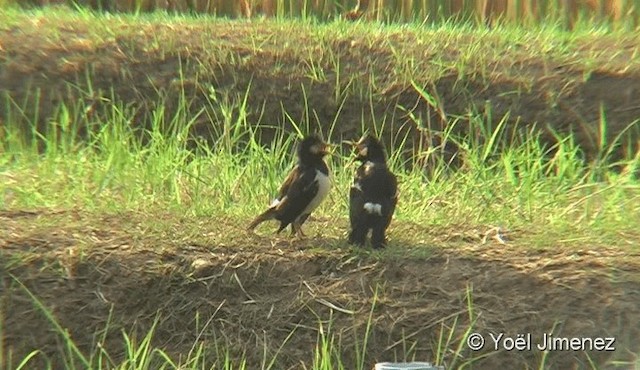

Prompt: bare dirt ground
[2,210,640,369]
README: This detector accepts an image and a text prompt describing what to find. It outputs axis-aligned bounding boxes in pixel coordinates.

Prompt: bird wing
[349,165,367,228]
[352,163,398,227]
[274,166,319,226]
[274,165,300,203]
[383,170,399,229]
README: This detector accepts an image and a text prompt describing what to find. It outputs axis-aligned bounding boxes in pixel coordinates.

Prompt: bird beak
[321,143,333,156]
[344,136,368,148]
[344,137,368,159]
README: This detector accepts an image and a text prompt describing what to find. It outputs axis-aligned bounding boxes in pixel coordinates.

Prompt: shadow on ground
[1,210,639,369]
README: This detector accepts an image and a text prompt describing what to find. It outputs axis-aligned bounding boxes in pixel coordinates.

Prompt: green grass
[2,76,638,247]
[1,6,640,370]
[1,58,638,369]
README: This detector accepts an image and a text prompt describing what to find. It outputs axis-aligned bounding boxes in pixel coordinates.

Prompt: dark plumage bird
[248,134,332,237]
[345,134,398,249]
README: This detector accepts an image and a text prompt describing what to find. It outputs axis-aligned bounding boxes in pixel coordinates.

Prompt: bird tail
[247,208,277,231]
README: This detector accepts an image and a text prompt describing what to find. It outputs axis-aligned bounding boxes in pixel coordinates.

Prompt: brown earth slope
[1,9,639,166]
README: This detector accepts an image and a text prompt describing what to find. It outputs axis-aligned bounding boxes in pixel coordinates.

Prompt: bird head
[298,134,331,163]
[344,133,387,163]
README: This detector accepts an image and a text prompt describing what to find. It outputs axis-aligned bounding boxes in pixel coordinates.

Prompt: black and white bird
[345,134,398,249]
[248,134,332,237]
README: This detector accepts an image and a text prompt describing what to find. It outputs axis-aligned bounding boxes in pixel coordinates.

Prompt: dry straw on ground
[2,209,639,368]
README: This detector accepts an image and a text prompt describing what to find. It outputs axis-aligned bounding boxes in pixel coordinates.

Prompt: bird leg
[291,221,307,238]
[291,213,311,238]
[370,223,387,249]
[347,228,367,247]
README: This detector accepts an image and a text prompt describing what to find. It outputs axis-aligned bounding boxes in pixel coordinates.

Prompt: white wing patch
[364,161,375,175]
[352,182,362,191]
[364,202,382,216]
[270,198,281,208]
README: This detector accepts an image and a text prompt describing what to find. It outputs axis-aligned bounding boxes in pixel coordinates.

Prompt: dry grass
[2,208,640,369]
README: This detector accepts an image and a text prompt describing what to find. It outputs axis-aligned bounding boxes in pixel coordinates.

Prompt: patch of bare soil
[1,15,639,169]
[1,210,639,369]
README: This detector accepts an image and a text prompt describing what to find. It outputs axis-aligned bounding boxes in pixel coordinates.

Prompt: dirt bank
[1,10,639,169]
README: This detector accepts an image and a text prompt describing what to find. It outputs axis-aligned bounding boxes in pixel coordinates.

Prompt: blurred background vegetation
[2,0,639,28]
